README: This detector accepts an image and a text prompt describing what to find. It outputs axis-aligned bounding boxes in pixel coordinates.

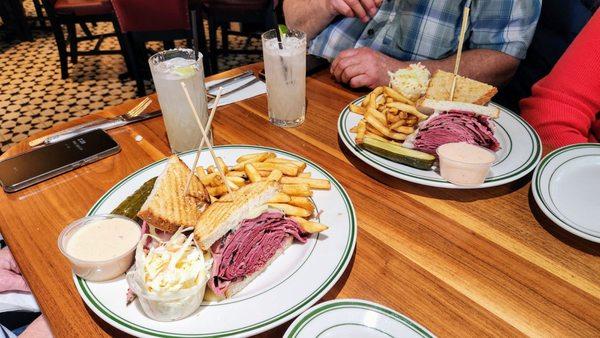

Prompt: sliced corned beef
[413,111,500,154]
[209,211,307,297]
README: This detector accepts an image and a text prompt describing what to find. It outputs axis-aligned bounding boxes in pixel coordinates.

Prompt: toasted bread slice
[137,155,210,233]
[423,70,497,105]
[419,99,500,119]
[194,181,279,250]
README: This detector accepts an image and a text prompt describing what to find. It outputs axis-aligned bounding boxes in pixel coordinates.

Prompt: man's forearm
[283,0,336,40]
[417,49,520,87]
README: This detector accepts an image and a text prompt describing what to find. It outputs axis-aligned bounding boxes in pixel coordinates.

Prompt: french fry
[268,203,311,217]
[232,153,273,170]
[258,170,272,177]
[236,152,275,163]
[386,102,428,120]
[281,184,312,197]
[349,104,366,115]
[224,178,239,190]
[361,93,371,107]
[226,176,246,187]
[385,97,394,104]
[374,93,385,106]
[245,163,262,183]
[388,132,408,141]
[280,177,331,190]
[387,112,401,123]
[199,172,217,186]
[264,158,306,171]
[372,86,384,97]
[226,171,247,178]
[210,174,224,187]
[195,166,207,177]
[349,126,359,133]
[266,169,283,182]
[298,172,311,178]
[364,132,388,142]
[356,119,366,144]
[288,196,315,212]
[291,217,328,233]
[389,119,407,130]
[365,114,391,137]
[207,165,216,174]
[216,157,228,174]
[268,192,291,203]
[392,125,415,134]
[367,107,386,125]
[207,185,229,197]
[253,162,298,176]
[366,124,385,137]
[389,107,399,114]
[383,86,415,105]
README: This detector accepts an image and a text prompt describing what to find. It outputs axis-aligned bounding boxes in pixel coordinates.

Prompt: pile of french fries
[195,152,330,233]
[349,86,429,145]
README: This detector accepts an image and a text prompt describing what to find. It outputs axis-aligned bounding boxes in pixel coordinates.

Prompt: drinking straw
[191,9,200,59]
[181,84,230,196]
[272,1,283,50]
[450,0,471,101]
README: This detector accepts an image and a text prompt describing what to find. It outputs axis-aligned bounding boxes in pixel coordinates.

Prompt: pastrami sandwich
[194,181,310,299]
[405,99,501,154]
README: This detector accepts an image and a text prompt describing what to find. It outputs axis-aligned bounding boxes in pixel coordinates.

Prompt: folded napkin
[206,76,266,109]
[0,292,40,313]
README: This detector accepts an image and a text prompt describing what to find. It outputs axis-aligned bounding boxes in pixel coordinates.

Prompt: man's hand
[330,47,404,88]
[0,247,30,293]
[326,0,383,23]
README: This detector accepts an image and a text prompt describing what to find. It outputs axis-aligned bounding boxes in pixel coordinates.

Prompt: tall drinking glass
[149,48,210,153]
[261,29,306,127]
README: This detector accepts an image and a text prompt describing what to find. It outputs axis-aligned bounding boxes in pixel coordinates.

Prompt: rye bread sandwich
[422,70,498,105]
[194,181,309,299]
[137,155,211,233]
[404,99,501,154]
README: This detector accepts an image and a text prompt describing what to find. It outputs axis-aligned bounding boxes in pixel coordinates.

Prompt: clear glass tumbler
[149,48,210,153]
[261,29,307,127]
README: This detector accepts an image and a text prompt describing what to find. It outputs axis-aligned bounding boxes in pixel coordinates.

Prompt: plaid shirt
[309,0,542,61]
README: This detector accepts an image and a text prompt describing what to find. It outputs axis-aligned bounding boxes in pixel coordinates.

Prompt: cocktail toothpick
[180,83,230,196]
[450,1,471,101]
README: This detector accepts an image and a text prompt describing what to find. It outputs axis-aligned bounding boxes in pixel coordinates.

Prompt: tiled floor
[0,1,261,154]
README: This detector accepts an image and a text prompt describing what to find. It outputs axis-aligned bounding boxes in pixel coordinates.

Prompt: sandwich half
[137,155,211,233]
[423,70,498,105]
[194,181,309,298]
[404,99,501,154]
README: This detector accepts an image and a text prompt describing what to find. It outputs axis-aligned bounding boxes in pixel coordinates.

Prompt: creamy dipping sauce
[437,142,496,186]
[66,218,141,261]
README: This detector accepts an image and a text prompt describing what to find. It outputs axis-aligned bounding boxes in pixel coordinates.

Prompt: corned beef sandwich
[406,99,501,154]
[194,181,311,299]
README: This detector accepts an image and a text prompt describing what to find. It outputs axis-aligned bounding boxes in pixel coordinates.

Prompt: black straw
[272,2,283,49]
[191,9,199,59]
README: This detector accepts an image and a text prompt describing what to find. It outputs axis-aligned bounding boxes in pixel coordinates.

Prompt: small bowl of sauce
[437,142,496,187]
[58,215,141,282]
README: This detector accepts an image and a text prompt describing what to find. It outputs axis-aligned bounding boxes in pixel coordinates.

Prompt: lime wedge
[278,24,288,38]
[173,65,196,78]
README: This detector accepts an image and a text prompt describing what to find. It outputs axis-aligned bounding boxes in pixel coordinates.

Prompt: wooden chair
[200,0,276,73]
[111,0,210,96]
[41,0,127,79]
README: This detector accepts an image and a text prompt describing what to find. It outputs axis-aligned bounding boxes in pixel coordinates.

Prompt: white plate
[284,299,435,338]
[75,145,357,337]
[532,143,600,243]
[338,97,542,188]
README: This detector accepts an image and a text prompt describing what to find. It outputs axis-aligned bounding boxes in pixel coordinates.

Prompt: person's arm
[520,12,600,149]
[284,0,382,40]
[330,47,519,88]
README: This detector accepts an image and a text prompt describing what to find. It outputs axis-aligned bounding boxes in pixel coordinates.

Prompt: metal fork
[28,98,153,147]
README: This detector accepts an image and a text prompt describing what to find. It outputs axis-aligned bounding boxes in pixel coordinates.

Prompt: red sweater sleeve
[520,11,600,149]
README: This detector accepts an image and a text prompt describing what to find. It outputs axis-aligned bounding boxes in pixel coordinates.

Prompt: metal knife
[34,110,161,146]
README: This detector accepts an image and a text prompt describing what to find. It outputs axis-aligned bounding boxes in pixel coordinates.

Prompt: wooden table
[1,64,599,337]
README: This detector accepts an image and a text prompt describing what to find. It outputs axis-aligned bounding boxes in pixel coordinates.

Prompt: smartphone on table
[0,129,120,193]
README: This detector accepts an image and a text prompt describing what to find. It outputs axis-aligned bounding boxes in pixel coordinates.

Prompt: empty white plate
[284,299,434,338]
[532,143,600,242]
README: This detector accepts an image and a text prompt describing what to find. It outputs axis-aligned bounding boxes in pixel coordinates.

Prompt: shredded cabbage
[388,63,431,102]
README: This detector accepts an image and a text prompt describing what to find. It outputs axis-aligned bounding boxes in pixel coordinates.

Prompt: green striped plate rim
[75,144,357,337]
[338,97,541,188]
[532,143,600,242]
[285,299,435,338]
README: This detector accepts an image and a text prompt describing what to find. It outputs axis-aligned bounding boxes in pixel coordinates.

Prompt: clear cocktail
[262,29,306,127]
[149,49,210,153]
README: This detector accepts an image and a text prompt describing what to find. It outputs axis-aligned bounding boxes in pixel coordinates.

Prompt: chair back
[110,0,190,33]
[202,0,271,11]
